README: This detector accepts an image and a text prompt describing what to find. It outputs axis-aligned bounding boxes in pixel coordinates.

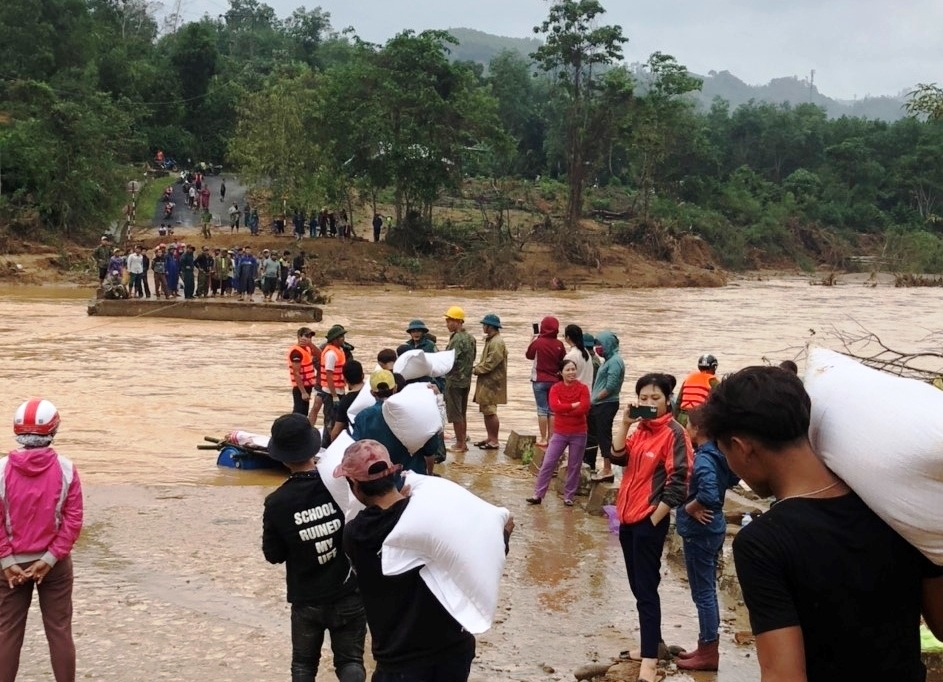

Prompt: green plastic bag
[922,624,943,653]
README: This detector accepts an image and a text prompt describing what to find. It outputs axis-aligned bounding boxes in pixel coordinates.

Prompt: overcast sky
[179,0,943,100]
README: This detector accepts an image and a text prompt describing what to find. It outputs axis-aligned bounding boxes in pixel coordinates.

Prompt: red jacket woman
[609,373,692,682]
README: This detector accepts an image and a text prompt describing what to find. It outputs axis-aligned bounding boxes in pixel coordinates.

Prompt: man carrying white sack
[336,439,514,682]
[698,366,943,682]
[352,370,439,477]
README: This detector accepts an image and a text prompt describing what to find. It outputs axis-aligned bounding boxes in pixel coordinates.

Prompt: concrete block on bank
[504,431,536,460]
[584,481,618,514]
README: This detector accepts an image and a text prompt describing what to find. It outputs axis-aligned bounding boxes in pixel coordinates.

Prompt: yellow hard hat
[444,306,465,321]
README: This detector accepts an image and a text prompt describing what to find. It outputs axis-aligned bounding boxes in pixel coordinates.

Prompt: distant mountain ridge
[443,27,908,121]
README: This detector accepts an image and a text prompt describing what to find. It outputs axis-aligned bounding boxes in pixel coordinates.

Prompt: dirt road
[150,174,251,229]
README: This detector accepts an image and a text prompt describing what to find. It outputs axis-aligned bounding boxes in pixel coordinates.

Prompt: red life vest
[679,370,714,410]
[287,344,316,388]
[320,344,346,392]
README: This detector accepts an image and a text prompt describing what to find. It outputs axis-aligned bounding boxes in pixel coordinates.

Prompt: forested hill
[445,28,542,68]
[445,28,908,122]
[697,71,908,122]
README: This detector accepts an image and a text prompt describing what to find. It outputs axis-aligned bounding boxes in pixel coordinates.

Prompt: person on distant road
[229,203,240,233]
[372,214,383,243]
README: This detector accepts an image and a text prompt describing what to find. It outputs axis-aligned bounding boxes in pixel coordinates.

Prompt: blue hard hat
[480,313,502,329]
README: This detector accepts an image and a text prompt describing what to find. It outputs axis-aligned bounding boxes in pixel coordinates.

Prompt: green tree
[627,52,701,217]
[284,7,334,68]
[0,81,133,235]
[906,83,943,121]
[532,0,627,227]
[488,50,547,176]
[229,67,322,206]
[317,31,506,227]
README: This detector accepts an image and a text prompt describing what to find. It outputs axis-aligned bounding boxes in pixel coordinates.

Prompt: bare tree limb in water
[810,323,943,382]
[763,322,943,383]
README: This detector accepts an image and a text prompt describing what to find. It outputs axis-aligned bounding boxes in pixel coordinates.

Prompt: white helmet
[13,399,60,436]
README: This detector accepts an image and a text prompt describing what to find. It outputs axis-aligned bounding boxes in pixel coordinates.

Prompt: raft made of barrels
[87,298,322,323]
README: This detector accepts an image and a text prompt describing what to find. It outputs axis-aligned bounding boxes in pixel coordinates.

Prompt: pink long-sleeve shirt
[0,447,83,569]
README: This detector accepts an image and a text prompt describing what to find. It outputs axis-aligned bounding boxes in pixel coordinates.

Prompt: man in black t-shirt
[699,366,943,682]
[336,439,514,682]
[262,414,366,682]
[331,361,365,442]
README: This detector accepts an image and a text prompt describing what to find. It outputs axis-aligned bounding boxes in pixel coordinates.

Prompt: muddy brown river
[1,280,939,681]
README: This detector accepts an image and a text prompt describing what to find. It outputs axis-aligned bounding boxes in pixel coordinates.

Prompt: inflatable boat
[201,431,284,470]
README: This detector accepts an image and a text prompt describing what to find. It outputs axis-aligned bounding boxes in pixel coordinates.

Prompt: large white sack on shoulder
[805,347,943,565]
[382,383,441,454]
[381,472,510,634]
[315,432,365,522]
[393,349,433,381]
[427,350,455,378]
[346,384,375,425]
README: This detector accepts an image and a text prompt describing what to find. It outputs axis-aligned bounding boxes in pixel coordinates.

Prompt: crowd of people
[3,302,940,682]
[271,307,942,682]
[92,235,319,303]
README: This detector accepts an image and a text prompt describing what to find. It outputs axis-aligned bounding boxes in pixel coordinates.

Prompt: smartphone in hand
[532,323,540,335]
[629,405,659,419]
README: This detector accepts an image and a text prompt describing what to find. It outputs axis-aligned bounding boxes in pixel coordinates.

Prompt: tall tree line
[1,0,942,271]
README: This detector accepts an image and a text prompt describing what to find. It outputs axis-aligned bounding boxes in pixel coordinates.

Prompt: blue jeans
[532,381,554,416]
[290,591,366,682]
[682,533,725,643]
[371,647,475,682]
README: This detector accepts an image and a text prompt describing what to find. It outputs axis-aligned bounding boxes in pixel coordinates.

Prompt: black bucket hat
[268,413,321,463]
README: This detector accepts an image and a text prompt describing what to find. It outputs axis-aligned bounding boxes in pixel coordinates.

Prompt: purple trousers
[533,431,588,502]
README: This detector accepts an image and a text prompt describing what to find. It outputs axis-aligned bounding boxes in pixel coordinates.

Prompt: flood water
[1,280,939,681]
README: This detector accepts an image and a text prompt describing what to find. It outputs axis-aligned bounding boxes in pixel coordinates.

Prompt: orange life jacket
[679,370,714,410]
[320,344,346,392]
[288,344,316,388]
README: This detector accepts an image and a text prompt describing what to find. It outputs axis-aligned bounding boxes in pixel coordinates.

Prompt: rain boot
[676,639,719,671]
[676,642,701,660]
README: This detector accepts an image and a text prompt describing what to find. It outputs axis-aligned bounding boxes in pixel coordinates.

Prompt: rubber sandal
[564,500,575,507]
[592,474,615,483]
[526,497,542,505]
[473,440,489,447]
[480,442,499,450]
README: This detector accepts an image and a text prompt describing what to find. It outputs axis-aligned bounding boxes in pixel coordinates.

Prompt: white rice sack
[315,432,365,522]
[227,430,270,451]
[346,384,375,425]
[805,347,943,565]
[427,350,456,378]
[381,383,442,454]
[393,349,433,381]
[382,472,510,634]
